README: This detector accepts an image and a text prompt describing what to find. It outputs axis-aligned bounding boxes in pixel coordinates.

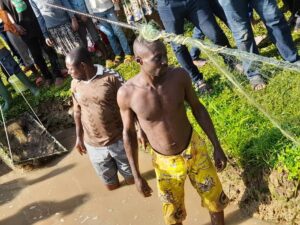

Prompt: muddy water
[0,127,272,225]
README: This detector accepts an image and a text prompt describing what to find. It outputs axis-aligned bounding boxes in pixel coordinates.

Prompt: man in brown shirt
[66,46,134,190]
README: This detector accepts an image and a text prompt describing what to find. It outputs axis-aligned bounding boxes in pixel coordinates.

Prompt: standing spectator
[85,0,134,67]
[0,38,39,111]
[29,0,82,56]
[218,0,300,90]
[0,18,22,64]
[61,0,108,59]
[282,0,300,31]
[120,0,163,27]
[66,47,134,190]
[0,0,62,86]
[156,0,232,93]
[0,9,38,75]
[190,0,229,67]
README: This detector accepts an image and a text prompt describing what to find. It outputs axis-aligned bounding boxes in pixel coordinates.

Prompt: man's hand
[74,138,87,155]
[213,146,227,172]
[14,24,26,35]
[71,17,79,31]
[45,38,54,47]
[135,176,152,197]
[137,129,148,150]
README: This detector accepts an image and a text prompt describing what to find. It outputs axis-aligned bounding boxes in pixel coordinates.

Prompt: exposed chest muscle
[131,82,184,122]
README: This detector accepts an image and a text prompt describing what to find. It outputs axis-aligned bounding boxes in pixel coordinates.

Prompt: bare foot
[250,75,266,91]
[253,83,266,91]
[125,177,135,185]
[193,58,207,67]
[106,182,120,191]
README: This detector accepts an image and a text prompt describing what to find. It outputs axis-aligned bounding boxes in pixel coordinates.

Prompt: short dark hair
[66,47,92,66]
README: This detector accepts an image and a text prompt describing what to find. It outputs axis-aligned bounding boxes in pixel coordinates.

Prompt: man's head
[65,47,93,80]
[133,36,168,78]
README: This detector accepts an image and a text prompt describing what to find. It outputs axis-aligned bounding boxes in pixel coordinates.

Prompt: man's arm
[4,10,26,35]
[183,71,227,171]
[117,86,152,197]
[72,92,86,155]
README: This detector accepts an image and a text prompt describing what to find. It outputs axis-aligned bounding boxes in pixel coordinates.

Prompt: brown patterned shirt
[71,65,124,147]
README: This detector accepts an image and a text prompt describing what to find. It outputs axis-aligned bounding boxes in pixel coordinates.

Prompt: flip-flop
[194,79,212,94]
[249,75,266,91]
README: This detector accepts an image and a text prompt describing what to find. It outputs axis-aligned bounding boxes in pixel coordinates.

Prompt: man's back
[119,67,193,155]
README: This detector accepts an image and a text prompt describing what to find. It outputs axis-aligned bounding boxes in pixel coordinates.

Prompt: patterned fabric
[121,0,154,24]
[71,65,124,147]
[151,130,229,225]
[48,23,81,56]
[85,140,133,184]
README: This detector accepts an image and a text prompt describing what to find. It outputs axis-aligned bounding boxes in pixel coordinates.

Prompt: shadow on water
[0,164,76,206]
[0,158,12,177]
[0,194,90,225]
[142,169,156,181]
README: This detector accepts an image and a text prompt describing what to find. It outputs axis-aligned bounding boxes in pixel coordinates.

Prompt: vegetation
[0,1,299,183]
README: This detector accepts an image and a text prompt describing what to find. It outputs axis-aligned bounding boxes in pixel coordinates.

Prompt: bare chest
[131,85,184,121]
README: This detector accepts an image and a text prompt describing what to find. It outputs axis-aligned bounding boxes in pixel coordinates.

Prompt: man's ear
[135,57,142,65]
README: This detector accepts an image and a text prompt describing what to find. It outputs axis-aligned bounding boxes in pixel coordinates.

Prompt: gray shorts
[85,140,133,185]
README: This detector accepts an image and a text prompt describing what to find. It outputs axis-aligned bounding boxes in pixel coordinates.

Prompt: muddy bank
[220,161,300,224]
[36,98,74,132]
[0,98,73,170]
[1,98,299,224]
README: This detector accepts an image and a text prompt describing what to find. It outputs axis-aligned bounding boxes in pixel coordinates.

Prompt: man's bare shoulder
[170,67,190,77]
[120,74,141,91]
[117,74,141,106]
[167,67,191,83]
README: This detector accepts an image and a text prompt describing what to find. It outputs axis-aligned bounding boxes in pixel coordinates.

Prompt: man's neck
[140,70,167,88]
[85,65,98,81]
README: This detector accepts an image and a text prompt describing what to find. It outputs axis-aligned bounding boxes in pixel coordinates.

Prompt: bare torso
[125,68,192,155]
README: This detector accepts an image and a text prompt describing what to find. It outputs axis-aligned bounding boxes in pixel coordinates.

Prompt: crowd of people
[0,0,300,225]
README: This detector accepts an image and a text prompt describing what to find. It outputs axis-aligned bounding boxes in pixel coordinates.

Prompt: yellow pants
[151,131,229,225]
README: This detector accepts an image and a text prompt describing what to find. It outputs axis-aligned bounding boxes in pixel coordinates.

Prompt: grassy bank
[0,1,299,182]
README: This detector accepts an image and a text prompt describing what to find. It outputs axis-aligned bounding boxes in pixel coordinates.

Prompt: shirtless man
[117,37,229,225]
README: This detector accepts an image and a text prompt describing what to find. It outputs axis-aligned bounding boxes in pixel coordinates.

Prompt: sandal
[105,59,114,68]
[249,75,266,91]
[194,79,212,94]
[114,55,122,65]
[124,55,134,64]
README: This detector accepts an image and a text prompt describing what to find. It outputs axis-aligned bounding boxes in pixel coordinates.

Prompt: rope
[201,47,300,146]
[46,3,300,73]
[0,105,13,160]
[40,4,300,146]
[45,3,138,31]
[0,62,45,128]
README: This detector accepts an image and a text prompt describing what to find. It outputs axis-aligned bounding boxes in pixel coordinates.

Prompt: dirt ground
[0,127,272,225]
